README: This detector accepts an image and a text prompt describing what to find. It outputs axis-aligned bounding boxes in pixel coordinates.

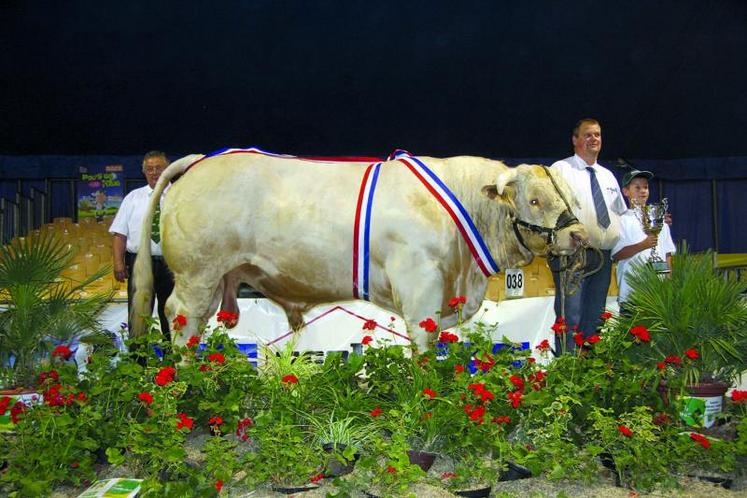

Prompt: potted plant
[0,233,111,389]
[615,247,747,426]
[306,412,369,477]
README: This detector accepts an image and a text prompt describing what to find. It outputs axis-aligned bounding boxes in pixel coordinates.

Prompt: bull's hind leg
[218,271,241,328]
[165,275,222,348]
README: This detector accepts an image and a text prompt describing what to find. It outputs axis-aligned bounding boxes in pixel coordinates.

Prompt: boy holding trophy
[612,169,676,307]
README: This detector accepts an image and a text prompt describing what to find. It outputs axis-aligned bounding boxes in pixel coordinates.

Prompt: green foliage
[621,246,747,384]
[0,233,112,387]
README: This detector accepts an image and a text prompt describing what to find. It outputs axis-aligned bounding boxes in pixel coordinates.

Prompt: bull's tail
[129,154,205,337]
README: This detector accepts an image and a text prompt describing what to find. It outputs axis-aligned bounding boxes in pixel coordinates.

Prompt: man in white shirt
[612,169,675,308]
[110,151,175,339]
[550,119,627,353]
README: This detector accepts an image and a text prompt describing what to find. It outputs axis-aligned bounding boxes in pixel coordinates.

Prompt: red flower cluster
[535,339,550,352]
[468,383,495,402]
[138,392,154,405]
[629,325,651,342]
[419,317,438,333]
[423,388,437,399]
[186,336,200,348]
[509,375,525,392]
[454,364,465,374]
[43,384,86,407]
[732,390,747,402]
[551,316,568,335]
[0,396,11,415]
[600,311,613,320]
[215,480,223,493]
[176,412,194,430]
[573,332,585,347]
[199,364,211,372]
[684,348,699,360]
[448,295,466,308]
[438,331,459,343]
[507,390,522,409]
[208,416,223,426]
[370,407,383,417]
[587,335,601,344]
[216,310,238,325]
[207,352,225,364]
[664,355,682,366]
[172,314,187,331]
[236,417,253,441]
[309,472,325,483]
[155,366,176,386]
[9,400,26,424]
[492,415,511,424]
[361,335,373,346]
[386,466,397,473]
[527,370,546,391]
[362,319,377,331]
[464,404,486,424]
[618,425,633,438]
[38,369,59,385]
[51,345,73,360]
[282,374,298,384]
[690,432,710,449]
[474,354,495,373]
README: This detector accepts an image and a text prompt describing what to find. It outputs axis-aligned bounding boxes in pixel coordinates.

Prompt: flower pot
[322,443,359,477]
[407,449,437,472]
[271,484,319,494]
[498,461,532,481]
[454,485,492,497]
[680,382,729,429]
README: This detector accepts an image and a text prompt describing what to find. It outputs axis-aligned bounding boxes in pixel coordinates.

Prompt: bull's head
[482,164,588,257]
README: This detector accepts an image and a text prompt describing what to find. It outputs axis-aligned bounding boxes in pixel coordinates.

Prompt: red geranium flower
[551,317,568,335]
[361,335,373,346]
[186,336,200,348]
[468,404,486,423]
[138,392,154,405]
[309,472,325,483]
[215,480,223,493]
[684,348,699,360]
[535,339,550,352]
[216,310,238,324]
[362,319,377,330]
[690,432,711,449]
[600,311,613,320]
[207,352,225,364]
[657,362,666,370]
[51,344,73,360]
[454,364,465,374]
[492,415,511,424]
[419,318,438,333]
[618,425,633,438]
[387,466,397,473]
[282,374,298,384]
[448,295,466,308]
[480,389,495,402]
[587,335,601,344]
[38,369,60,385]
[423,388,437,399]
[199,364,211,372]
[236,417,253,441]
[176,412,194,430]
[731,390,747,402]
[507,390,522,409]
[665,355,682,366]
[438,331,459,343]
[10,400,26,424]
[209,416,224,426]
[370,407,383,417]
[509,375,525,392]
[468,383,486,395]
[155,366,176,386]
[629,325,651,342]
[573,332,585,347]
[172,314,187,331]
[0,396,11,415]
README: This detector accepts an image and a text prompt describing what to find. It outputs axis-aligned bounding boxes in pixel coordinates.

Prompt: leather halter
[511,166,579,252]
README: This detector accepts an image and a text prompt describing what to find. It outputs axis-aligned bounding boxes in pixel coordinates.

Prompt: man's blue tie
[587,167,610,229]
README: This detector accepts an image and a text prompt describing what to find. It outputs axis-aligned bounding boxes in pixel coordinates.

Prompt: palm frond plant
[617,245,747,386]
[0,233,112,388]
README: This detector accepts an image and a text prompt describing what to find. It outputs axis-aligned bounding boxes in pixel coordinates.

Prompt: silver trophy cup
[634,198,670,274]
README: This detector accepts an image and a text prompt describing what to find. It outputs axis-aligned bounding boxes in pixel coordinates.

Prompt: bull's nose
[571,230,588,247]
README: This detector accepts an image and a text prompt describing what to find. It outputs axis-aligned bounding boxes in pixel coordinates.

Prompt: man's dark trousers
[125,251,175,341]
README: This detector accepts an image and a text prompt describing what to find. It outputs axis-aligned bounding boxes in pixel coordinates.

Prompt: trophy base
[650,260,670,274]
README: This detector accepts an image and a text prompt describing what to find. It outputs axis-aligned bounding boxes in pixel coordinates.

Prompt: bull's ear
[481,185,499,199]
[494,168,518,195]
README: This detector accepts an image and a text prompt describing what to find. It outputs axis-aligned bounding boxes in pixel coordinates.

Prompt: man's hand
[114,266,128,282]
[664,213,673,225]
[641,234,658,250]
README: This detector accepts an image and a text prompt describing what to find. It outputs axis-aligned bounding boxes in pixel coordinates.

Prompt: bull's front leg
[387,258,445,354]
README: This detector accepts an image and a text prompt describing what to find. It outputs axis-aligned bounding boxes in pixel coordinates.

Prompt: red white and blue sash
[352,163,382,300]
[393,150,499,277]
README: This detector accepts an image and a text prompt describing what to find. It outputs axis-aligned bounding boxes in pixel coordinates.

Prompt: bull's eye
[529,199,539,206]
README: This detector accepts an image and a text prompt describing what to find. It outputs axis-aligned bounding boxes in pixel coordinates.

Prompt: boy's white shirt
[612,207,676,303]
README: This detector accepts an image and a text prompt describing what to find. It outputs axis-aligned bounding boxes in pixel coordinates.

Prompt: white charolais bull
[131,150,588,351]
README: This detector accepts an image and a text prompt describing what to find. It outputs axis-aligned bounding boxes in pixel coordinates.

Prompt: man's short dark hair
[143,150,169,163]
[573,118,600,137]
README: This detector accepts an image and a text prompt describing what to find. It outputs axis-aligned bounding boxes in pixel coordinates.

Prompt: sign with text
[77,165,124,221]
[504,268,525,298]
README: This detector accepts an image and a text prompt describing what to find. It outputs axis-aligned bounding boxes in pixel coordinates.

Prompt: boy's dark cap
[622,169,654,188]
